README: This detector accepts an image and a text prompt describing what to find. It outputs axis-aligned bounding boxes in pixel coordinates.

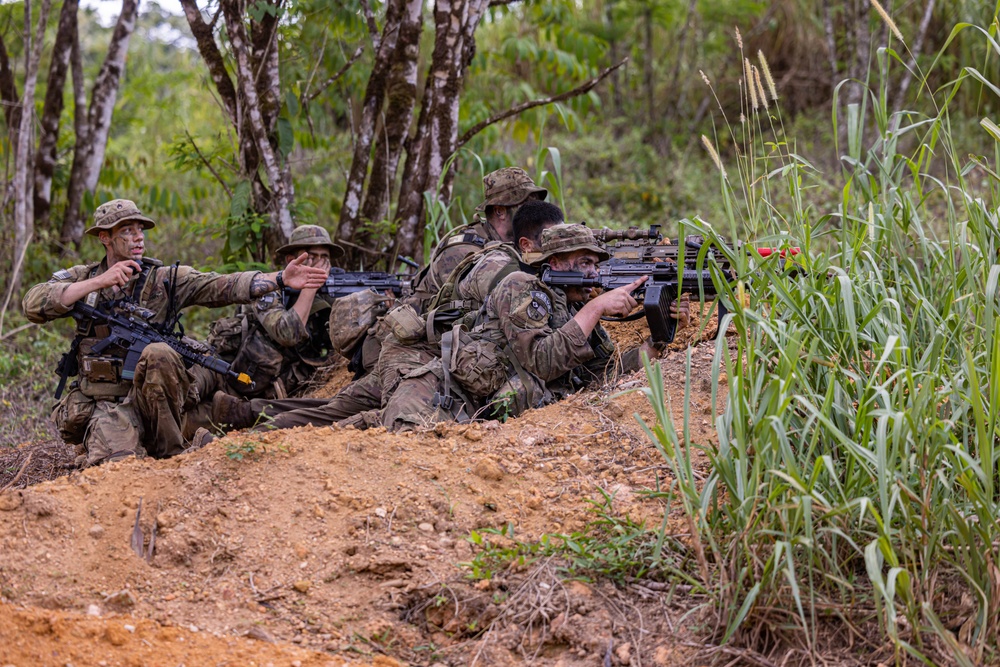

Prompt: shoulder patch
[52,269,72,280]
[527,290,552,321]
[255,293,277,311]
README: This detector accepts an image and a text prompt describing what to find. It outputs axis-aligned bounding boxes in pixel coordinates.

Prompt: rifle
[540,258,733,344]
[284,269,413,304]
[67,300,255,391]
[592,224,800,268]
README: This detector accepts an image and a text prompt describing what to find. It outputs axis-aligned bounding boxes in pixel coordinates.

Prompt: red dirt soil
[0,321,730,666]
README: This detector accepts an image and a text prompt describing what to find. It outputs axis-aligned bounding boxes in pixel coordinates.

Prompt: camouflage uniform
[410,167,546,303]
[382,225,646,430]
[217,169,547,433]
[209,225,344,399]
[23,200,272,466]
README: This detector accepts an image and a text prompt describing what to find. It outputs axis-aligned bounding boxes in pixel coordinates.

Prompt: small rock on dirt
[88,524,104,539]
[418,522,434,532]
[293,580,311,594]
[473,458,503,481]
[615,641,632,664]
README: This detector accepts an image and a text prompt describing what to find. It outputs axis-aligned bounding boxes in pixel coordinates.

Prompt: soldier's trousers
[247,371,383,430]
[52,343,217,466]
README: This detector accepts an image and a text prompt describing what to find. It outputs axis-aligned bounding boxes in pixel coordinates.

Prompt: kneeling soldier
[22,199,328,466]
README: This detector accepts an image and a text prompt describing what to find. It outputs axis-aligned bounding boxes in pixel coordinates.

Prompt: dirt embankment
[0,320,729,666]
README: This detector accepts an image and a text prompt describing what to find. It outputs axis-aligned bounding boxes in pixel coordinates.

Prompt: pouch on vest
[207,316,245,356]
[450,335,509,399]
[77,337,129,399]
[228,328,284,397]
[384,304,426,345]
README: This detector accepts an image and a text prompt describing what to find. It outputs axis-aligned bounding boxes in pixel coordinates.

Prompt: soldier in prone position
[22,199,328,467]
[382,223,690,427]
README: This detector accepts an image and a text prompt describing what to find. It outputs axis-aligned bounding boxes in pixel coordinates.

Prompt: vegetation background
[2,0,1000,663]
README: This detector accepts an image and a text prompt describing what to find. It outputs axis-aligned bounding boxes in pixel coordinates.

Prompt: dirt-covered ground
[0,312,729,666]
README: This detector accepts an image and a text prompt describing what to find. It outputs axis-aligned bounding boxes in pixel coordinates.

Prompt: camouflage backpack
[207,308,284,397]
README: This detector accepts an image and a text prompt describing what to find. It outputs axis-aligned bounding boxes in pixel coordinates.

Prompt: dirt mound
[0,337,727,665]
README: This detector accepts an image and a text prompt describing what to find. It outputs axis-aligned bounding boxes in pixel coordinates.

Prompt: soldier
[411,167,547,303]
[205,200,565,435]
[207,225,345,400]
[380,223,689,429]
[22,199,328,466]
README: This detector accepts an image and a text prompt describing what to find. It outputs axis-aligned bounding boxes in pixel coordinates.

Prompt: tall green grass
[639,13,1000,664]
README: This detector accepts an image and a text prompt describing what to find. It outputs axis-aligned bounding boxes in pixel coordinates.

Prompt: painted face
[102,221,146,262]
[548,249,600,302]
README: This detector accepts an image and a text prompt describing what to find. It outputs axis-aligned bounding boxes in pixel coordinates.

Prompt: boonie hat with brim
[275,224,345,258]
[527,223,611,266]
[85,199,155,237]
[475,167,548,212]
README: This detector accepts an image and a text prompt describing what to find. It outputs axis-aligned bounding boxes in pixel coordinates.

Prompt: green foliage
[630,15,1000,661]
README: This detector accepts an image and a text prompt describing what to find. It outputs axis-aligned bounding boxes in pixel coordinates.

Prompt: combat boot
[211,391,256,429]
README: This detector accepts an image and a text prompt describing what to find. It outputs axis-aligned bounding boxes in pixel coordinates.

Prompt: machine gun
[541,258,733,344]
[284,268,412,304]
[57,300,255,397]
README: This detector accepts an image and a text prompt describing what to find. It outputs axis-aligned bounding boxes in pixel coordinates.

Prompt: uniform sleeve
[22,265,95,324]
[250,293,309,347]
[171,266,262,310]
[490,273,595,382]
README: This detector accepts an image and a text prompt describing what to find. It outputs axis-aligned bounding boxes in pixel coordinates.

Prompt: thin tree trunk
[338,0,404,244]
[0,34,20,142]
[394,0,490,261]
[821,0,839,98]
[11,0,52,298]
[179,0,238,121]
[895,0,936,109]
[61,0,140,249]
[358,0,423,234]
[643,2,654,127]
[35,0,79,233]
[221,0,294,243]
[605,0,622,116]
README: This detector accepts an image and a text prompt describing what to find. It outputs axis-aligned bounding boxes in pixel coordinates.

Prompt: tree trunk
[895,0,936,110]
[0,34,20,143]
[358,0,423,237]
[643,2,654,127]
[221,0,295,244]
[605,0,622,116]
[35,0,79,233]
[61,0,141,249]
[11,0,52,299]
[393,0,490,262]
[179,0,238,122]
[337,0,405,245]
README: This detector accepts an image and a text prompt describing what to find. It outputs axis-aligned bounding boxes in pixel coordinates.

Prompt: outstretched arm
[249,253,328,297]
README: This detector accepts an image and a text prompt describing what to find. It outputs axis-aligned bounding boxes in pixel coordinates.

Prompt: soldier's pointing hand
[282,252,329,290]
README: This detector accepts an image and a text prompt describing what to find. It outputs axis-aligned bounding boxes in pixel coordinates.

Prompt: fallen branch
[0,452,33,493]
[456,58,627,150]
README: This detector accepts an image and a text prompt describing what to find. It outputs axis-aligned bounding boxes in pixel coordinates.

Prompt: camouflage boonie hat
[475,167,548,212]
[527,224,610,266]
[85,199,155,237]
[275,224,345,258]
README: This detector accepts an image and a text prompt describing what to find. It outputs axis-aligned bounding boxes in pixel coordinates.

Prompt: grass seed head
[745,58,759,110]
[701,135,727,179]
[758,50,778,100]
[735,26,743,50]
[700,69,711,87]
[754,66,769,110]
[870,0,904,43]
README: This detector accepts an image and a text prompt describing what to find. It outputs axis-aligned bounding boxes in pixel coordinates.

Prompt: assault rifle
[284,268,412,304]
[592,224,800,268]
[56,300,254,398]
[541,258,732,344]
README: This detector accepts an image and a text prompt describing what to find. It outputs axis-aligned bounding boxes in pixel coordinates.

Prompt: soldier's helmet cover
[275,224,345,259]
[85,199,156,237]
[475,167,548,212]
[528,223,611,266]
